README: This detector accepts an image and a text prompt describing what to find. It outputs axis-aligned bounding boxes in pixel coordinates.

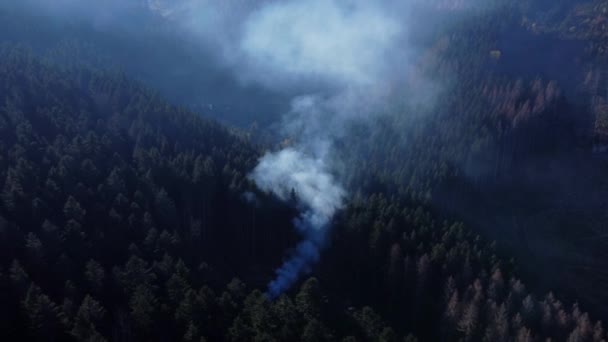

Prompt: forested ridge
[0,44,606,341]
[4,0,608,341]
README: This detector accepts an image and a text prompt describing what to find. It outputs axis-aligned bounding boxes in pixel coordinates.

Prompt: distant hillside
[0,2,290,128]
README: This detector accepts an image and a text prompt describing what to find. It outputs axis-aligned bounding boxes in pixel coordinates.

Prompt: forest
[3,0,608,341]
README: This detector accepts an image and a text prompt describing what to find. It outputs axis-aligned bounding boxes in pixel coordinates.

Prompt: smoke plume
[241,0,409,296]
[250,148,345,297]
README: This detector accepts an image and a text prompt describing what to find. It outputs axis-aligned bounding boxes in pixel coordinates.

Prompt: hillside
[3,1,608,341]
[0,44,607,341]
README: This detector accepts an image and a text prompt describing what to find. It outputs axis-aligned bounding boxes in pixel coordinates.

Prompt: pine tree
[22,284,66,341]
[63,196,86,222]
[85,260,105,295]
[71,295,106,342]
[296,278,321,321]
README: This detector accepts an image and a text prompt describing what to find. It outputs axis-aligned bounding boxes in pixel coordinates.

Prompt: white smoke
[239,0,402,88]
[251,148,345,229]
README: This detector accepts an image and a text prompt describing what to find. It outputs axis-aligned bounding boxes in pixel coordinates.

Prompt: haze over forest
[2,0,608,341]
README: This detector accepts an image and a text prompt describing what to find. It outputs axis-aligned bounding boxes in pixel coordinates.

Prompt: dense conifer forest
[4,0,608,341]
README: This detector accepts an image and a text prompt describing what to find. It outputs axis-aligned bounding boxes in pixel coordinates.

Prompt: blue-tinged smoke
[266,227,324,298]
[249,148,345,298]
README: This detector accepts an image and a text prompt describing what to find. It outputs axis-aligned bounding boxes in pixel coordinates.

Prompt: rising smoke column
[243,0,404,297]
[250,148,345,297]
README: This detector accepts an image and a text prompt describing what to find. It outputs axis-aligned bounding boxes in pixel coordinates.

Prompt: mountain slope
[0,46,297,341]
[1,45,607,341]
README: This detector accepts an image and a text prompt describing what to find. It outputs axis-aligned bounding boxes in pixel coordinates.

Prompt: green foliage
[0,48,296,341]
[22,284,67,340]
[71,295,106,342]
[1,3,607,339]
